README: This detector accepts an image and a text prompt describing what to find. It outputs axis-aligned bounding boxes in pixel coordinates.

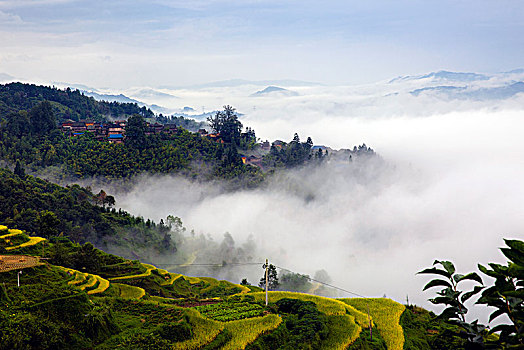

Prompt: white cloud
[0,0,75,9]
[0,9,22,23]
[107,105,524,324]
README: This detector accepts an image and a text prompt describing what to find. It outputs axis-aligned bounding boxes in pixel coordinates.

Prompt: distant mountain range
[1,69,523,116]
[162,79,322,89]
[410,82,524,100]
[390,70,490,83]
[250,86,299,97]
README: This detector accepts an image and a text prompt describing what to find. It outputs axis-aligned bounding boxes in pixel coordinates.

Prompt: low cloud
[107,107,523,324]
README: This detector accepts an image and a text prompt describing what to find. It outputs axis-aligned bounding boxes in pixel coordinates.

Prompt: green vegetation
[1,225,481,349]
[399,305,468,349]
[0,167,176,256]
[195,301,265,321]
[0,82,152,121]
[0,84,264,186]
[419,238,524,348]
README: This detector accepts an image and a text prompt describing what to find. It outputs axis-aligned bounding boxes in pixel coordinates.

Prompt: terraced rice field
[251,291,369,325]
[340,298,405,350]
[321,314,362,350]
[173,309,224,350]
[222,314,282,350]
[61,267,110,295]
[113,283,146,299]
[195,301,265,321]
[108,263,156,281]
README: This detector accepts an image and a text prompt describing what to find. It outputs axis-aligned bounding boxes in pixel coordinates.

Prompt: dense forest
[0,83,366,188]
[0,86,264,187]
[0,82,153,121]
[0,167,175,259]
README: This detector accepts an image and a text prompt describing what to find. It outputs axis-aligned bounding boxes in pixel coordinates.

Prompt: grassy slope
[2,228,412,349]
[340,298,405,350]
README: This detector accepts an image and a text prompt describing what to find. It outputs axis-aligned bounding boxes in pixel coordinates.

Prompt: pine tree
[259,264,279,290]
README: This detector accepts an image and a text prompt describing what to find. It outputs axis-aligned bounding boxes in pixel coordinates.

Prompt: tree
[125,114,147,149]
[6,111,30,137]
[14,161,25,178]
[259,263,279,290]
[279,272,311,292]
[29,101,56,135]
[207,105,243,144]
[241,278,251,286]
[37,210,61,238]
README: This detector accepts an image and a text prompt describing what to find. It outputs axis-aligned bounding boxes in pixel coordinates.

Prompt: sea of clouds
[106,76,524,324]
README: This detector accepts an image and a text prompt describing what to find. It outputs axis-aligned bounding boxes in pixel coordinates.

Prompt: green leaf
[453,274,464,282]
[456,272,483,285]
[423,279,453,291]
[434,260,456,275]
[478,264,501,278]
[488,308,505,323]
[504,239,524,254]
[418,267,451,279]
[438,306,461,320]
[461,286,484,303]
[503,289,524,299]
[500,248,524,266]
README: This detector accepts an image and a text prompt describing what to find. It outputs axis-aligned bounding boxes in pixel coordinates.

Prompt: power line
[154,262,264,267]
[273,264,368,298]
[155,261,368,298]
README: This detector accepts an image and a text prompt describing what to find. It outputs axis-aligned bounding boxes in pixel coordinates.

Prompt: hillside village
[59,118,375,169]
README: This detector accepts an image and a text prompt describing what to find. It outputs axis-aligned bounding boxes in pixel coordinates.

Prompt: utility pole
[265,258,269,306]
[367,304,372,341]
[17,270,22,288]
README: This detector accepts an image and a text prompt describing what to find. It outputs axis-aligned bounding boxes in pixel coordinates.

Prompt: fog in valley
[91,82,524,324]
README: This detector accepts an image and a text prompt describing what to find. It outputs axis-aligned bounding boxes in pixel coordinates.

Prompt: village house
[60,119,178,143]
[261,140,271,151]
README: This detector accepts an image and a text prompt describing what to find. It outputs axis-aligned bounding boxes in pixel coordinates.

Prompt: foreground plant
[419,238,524,348]
[418,260,486,345]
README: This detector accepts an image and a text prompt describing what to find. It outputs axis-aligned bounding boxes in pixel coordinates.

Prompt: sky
[0,0,523,88]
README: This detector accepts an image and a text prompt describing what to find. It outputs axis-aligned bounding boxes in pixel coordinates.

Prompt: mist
[102,104,524,324]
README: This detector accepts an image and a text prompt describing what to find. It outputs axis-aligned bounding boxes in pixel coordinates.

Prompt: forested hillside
[0,168,175,258]
[0,83,264,186]
[0,82,153,121]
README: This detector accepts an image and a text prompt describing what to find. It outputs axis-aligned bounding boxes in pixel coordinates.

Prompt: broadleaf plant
[476,239,524,347]
[420,239,524,348]
[418,260,486,345]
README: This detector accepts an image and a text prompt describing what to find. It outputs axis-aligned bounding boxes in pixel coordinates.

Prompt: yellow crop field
[113,283,146,299]
[340,298,405,350]
[221,314,282,350]
[5,236,46,251]
[78,274,97,290]
[160,272,183,285]
[0,232,19,239]
[173,309,224,350]
[87,275,110,295]
[250,291,368,326]
[321,314,361,350]
[108,263,156,281]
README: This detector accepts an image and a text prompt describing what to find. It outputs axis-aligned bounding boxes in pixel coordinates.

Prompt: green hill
[0,226,459,350]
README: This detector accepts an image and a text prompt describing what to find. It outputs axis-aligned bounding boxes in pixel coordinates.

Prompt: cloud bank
[107,104,524,323]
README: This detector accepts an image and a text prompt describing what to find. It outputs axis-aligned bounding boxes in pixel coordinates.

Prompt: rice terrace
[0,225,415,349]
